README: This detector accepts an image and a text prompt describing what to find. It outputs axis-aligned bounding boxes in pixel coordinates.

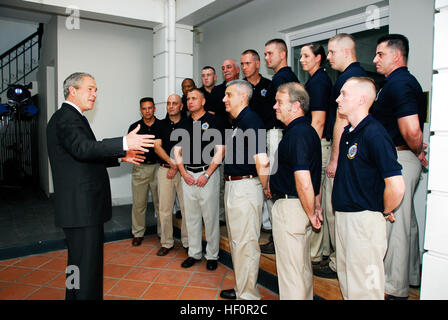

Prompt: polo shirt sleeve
[308,80,331,113]
[369,132,402,179]
[388,81,420,119]
[291,135,311,172]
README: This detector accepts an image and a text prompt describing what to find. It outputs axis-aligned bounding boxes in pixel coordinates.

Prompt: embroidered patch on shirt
[347,143,358,159]
[261,89,267,97]
[201,122,209,130]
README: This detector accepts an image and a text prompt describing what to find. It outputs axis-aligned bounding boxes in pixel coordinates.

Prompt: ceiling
[0,0,254,28]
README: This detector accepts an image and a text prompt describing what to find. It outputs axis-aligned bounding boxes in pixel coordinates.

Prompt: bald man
[154,94,189,256]
[209,58,240,128]
[332,77,405,299]
[314,33,367,279]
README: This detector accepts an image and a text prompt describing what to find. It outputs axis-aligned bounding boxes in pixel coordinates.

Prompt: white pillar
[420,0,448,300]
[153,2,193,119]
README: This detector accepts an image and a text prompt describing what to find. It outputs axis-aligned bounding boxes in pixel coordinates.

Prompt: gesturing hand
[122,150,146,165]
[126,124,155,152]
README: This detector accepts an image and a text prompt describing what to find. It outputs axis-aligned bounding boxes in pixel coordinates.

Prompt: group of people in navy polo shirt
[127,33,426,301]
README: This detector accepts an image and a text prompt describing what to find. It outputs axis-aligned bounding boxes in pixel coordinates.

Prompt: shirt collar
[64,100,83,115]
[343,62,361,73]
[233,106,250,127]
[284,116,308,134]
[344,114,373,135]
[385,66,409,81]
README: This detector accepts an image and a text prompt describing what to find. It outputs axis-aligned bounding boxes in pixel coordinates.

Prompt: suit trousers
[157,167,188,248]
[335,210,387,300]
[63,225,104,300]
[384,150,421,297]
[182,168,220,260]
[310,138,332,262]
[225,177,263,300]
[131,163,160,238]
[272,198,313,300]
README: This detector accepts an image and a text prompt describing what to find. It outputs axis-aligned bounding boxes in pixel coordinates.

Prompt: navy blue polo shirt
[332,115,402,212]
[224,106,266,177]
[158,117,188,165]
[324,62,366,140]
[371,67,426,147]
[269,116,322,197]
[304,68,332,120]
[199,86,215,113]
[177,111,224,167]
[246,75,276,130]
[128,118,161,164]
[267,66,300,129]
[209,81,231,128]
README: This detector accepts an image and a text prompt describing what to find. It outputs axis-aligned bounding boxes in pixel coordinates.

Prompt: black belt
[185,165,209,173]
[160,163,171,169]
[271,193,298,202]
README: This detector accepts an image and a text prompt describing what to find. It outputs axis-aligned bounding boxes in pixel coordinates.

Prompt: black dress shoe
[156,246,173,256]
[260,240,275,254]
[220,289,236,300]
[313,265,337,279]
[181,257,201,268]
[206,260,218,271]
[132,237,143,246]
[384,294,408,300]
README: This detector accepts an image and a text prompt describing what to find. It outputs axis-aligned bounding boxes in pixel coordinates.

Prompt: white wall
[0,17,38,54]
[37,15,58,196]
[54,16,153,205]
[195,0,434,91]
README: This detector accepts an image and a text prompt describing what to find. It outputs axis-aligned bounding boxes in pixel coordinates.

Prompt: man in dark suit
[47,72,155,300]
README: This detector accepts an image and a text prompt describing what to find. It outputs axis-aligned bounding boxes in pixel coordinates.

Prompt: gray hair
[63,72,94,98]
[277,82,310,114]
[226,79,253,101]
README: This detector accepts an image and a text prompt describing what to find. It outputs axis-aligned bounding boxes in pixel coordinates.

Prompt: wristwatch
[203,173,210,179]
[382,212,391,217]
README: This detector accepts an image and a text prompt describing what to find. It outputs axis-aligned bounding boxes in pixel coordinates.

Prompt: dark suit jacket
[47,103,126,228]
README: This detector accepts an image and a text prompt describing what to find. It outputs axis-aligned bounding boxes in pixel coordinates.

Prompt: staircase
[0,23,43,98]
[0,24,43,185]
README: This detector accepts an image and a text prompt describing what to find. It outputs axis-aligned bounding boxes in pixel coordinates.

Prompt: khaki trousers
[335,210,387,300]
[157,167,188,248]
[263,129,283,228]
[225,177,264,300]
[322,175,336,271]
[182,169,220,260]
[272,199,313,300]
[131,163,160,238]
[384,150,421,297]
[310,138,332,262]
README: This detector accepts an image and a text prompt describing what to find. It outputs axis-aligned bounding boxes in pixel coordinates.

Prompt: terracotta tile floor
[0,235,278,300]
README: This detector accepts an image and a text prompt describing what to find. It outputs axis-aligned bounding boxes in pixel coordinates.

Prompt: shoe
[206,260,218,271]
[181,257,201,268]
[384,294,408,300]
[176,210,182,219]
[261,226,272,234]
[220,289,236,300]
[156,247,173,256]
[132,237,143,246]
[313,265,337,279]
[260,240,275,254]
